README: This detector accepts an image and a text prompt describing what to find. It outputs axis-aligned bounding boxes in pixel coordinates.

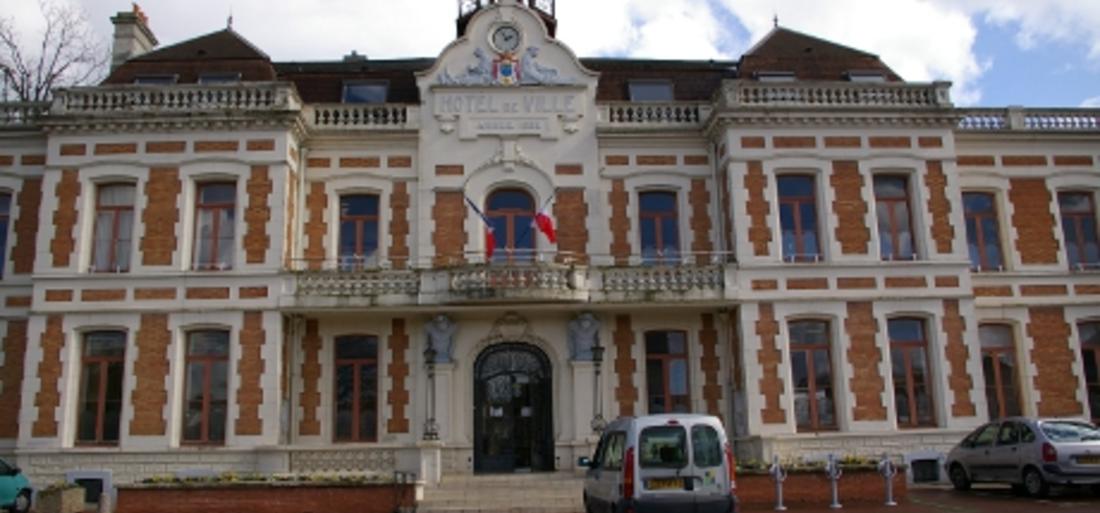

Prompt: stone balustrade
[50,82,301,116]
[959,107,1100,132]
[306,103,419,130]
[601,264,725,293]
[723,80,952,109]
[0,101,49,128]
[449,264,579,293]
[600,102,710,129]
[295,268,420,297]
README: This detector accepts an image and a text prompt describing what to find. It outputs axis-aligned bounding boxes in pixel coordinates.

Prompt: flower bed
[116,474,414,513]
[735,464,906,508]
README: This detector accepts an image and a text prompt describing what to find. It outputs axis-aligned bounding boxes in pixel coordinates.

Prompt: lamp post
[423,345,439,440]
[589,341,606,433]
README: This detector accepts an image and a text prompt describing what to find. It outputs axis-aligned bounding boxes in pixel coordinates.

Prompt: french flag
[465,196,496,260]
[535,208,556,244]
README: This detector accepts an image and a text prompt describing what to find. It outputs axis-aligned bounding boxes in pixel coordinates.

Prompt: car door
[988,421,1023,482]
[962,422,1000,482]
[0,458,16,506]
[690,423,731,513]
[589,431,625,513]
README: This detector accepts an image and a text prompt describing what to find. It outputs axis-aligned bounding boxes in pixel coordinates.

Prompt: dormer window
[628,80,674,102]
[198,72,242,84]
[133,74,178,85]
[846,70,886,83]
[754,71,796,82]
[343,81,388,104]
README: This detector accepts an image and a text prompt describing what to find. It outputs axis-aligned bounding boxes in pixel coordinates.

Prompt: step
[421,471,585,513]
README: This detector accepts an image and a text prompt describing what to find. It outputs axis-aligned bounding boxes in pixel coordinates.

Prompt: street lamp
[589,341,607,433]
[423,345,439,440]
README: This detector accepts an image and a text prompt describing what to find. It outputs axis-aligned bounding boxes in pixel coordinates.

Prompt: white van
[579,414,738,513]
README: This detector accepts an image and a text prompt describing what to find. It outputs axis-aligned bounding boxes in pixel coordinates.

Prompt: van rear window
[640,426,687,468]
[692,425,722,467]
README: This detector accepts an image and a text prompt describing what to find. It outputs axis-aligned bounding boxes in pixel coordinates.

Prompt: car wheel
[949,463,971,491]
[1011,483,1027,495]
[1022,467,1049,498]
[12,489,31,513]
[1090,484,1100,497]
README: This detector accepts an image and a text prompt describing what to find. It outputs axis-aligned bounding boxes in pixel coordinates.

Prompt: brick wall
[130,314,170,436]
[432,191,467,266]
[50,169,81,267]
[11,177,42,274]
[690,178,713,264]
[609,179,630,265]
[1009,178,1060,265]
[755,303,785,423]
[32,315,64,437]
[386,318,410,434]
[830,161,870,255]
[745,161,771,256]
[613,314,637,417]
[388,182,411,269]
[699,313,722,418]
[141,168,181,266]
[299,319,322,436]
[303,182,328,270]
[845,302,887,421]
[235,312,265,436]
[554,188,588,264]
[243,166,272,265]
[0,320,27,438]
[1027,307,1082,417]
[924,161,955,254]
[941,300,976,417]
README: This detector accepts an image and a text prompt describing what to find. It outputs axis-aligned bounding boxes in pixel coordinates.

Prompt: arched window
[888,317,935,427]
[639,191,680,264]
[1079,321,1100,423]
[77,331,126,445]
[183,330,230,444]
[789,320,835,431]
[92,183,136,272]
[874,175,915,261]
[338,194,380,268]
[486,189,535,263]
[1058,191,1099,269]
[645,330,689,413]
[334,335,378,442]
[979,324,1021,419]
[778,175,821,262]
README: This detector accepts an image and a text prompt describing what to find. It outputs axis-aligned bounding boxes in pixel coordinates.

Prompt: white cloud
[558,0,730,60]
[1081,96,1100,108]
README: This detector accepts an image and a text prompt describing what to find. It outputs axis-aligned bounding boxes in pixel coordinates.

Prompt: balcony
[958,107,1100,132]
[305,103,419,132]
[50,82,301,116]
[0,101,49,129]
[598,102,711,131]
[596,263,726,303]
[441,262,588,303]
[720,80,953,110]
[292,259,420,308]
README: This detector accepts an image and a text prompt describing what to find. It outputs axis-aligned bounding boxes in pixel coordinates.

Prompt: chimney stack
[110,3,158,70]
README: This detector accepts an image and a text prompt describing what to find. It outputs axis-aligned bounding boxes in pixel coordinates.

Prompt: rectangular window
[197,72,241,84]
[645,330,690,414]
[343,81,389,104]
[338,194,380,269]
[133,74,178,85]
[627,80,674,102]
[1080,321,1100,424]
[778,175,821,262]
[182,330,229,444]
[92,184,135,273]
[1058,192,1100,269]
[789,320,835,431]
[0,192,10,278]
[889,318,935,427]
[755,71,796,82]
[334,335,378,442]
[77,331,125,445]
[639,191,680,264]
[979,324,1021,419]
[875,175,916,261]
[192,182,236,270]
[963,192,1004,271]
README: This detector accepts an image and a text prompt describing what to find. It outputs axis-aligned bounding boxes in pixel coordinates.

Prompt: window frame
[485,188,536,264]
[192,181,237,271]
[788,319,836,432]
[342,80,390,104]
[1058,191,1100,269]
[874,174,917,261]
[962,191,1005,272]
[638,190,681,265]
[777,175,821,263]
[338,193,381,269]
[76,330,126,446]
[333,334,379,443]
[181,330,230,445]
[1079,321,1100,424]
[644,330,691,414]
[979,323,1022,420]
[888,317,936,428]
[91,183,136,273]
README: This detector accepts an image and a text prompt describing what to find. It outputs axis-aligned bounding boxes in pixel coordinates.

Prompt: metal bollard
[878,453,898,507]
[769,454,788,511]
[825,454,843,509]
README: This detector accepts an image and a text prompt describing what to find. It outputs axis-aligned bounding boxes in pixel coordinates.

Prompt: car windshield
[1040,421,1100,442]
[639,425,687,468]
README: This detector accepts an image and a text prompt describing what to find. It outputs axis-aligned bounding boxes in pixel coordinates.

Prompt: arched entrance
[473,343,553,473]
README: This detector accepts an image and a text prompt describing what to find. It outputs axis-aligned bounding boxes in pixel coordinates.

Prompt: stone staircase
[418,471,585,513]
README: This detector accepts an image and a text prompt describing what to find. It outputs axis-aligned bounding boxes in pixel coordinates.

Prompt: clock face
[491,25,521,53]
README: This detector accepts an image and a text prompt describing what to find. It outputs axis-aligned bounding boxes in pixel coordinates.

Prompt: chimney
[110,3,158,70]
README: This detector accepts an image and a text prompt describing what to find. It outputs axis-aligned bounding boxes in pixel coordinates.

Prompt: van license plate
[1077,455,1100,465]
[648,478,683,490]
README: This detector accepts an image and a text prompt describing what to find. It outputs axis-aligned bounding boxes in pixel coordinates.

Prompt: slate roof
[738,27,902,81]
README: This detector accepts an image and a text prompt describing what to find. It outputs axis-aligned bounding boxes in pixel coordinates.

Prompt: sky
[4,0,1100,107]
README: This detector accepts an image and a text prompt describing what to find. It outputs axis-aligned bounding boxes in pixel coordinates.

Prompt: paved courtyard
[740,484,1100,512]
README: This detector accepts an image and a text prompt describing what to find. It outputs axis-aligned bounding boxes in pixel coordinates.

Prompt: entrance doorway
[473,343,553,473]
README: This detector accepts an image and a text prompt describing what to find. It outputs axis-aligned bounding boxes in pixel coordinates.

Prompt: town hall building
[0,0,1098,491]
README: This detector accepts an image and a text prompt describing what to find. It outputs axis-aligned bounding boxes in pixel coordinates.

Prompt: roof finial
[227,6,233,29]
[773,12,779,28]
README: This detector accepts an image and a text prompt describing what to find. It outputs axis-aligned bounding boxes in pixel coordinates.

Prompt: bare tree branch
[0,0,107,102]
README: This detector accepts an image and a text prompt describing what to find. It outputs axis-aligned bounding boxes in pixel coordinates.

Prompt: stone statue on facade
[438,47,494,86]
[567,312,600,361]
[520,46,570,85]
[426,314,457,363]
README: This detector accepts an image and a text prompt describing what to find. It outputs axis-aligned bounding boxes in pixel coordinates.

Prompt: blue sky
[5,0,1100,107]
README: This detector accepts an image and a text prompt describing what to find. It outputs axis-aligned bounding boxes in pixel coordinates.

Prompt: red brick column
[1009,178,1060,265]
[243,166,272,265]
[1027,307,1082,416]
[609,180,630,265]
[388,183,411,269]
[235,312,265,436]
[699,313,722,418]
[690,179,713,264]
[303,182,328,270]
[386,319,410,434]
[50,169,80,267]
[32,315,64,437]
[745,162,771,257]
[942,300,975,417]
[924,161,955,255]
[432,191,467,267]
[141,168,181,266]
[554,188,589,264]
[755,304,785,424]
[130,314,170,436]
[299,319,322,436]
[11,177,42,274]
[830,161,870,255]
[0,320,28,438]
[613,315,638,417]
[845,302,887,421]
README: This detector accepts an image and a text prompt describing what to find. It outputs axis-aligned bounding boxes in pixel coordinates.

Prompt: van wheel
[12,490,31,513]
[1022,467,1049,498]
[949,464,971,491]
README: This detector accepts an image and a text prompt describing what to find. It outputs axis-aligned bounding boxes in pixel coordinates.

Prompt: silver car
[945,417,1100,497]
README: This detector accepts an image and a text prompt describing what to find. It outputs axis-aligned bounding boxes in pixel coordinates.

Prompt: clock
[490,24,521,54]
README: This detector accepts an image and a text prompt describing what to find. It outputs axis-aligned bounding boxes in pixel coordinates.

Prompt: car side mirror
[10,466,21,475]
[578,457,592,468]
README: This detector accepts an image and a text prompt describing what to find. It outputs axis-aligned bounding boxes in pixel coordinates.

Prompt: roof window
[628,80,674,102]
[754,71,796,82]
[133,74,178,85]
[343,81,389,104]
[845,70,887,83]
[198,72,242,84]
